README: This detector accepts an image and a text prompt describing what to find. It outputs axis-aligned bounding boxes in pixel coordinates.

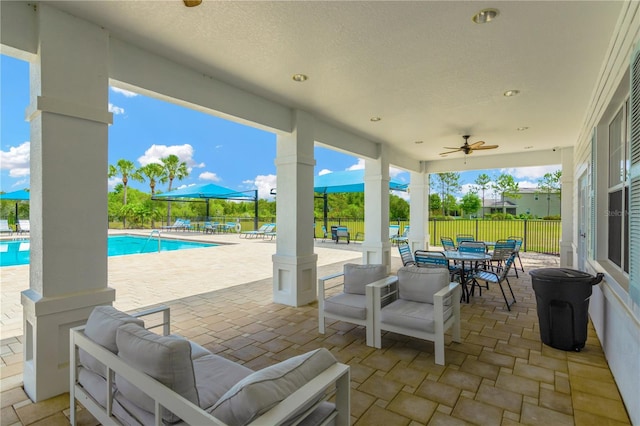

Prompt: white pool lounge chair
[18,219,30,234]
[0,220,12,235]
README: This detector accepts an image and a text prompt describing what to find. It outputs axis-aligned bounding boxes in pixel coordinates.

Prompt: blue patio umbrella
[0,189,30,221]
[314,169,408,193]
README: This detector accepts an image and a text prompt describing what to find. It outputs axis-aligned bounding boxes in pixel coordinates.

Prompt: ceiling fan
[440,135,499,156]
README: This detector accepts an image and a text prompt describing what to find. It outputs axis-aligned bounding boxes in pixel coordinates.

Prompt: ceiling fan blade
[439,149,462,155]
[472,145,499,150]
[443,147,460,150]
[468,141,485,148]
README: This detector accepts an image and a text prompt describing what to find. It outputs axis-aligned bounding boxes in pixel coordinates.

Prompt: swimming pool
[0,235,218,267]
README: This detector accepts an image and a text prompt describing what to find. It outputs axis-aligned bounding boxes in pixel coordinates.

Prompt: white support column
[560,147,575,267]
[409,169,429,251]
[362,148,391,271]
[272,110,318,307]
[21,5,115,402]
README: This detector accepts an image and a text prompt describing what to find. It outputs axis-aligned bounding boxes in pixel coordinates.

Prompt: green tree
[460,192,482,217]
[491,174,520,214]
[536,170,562,216]
[429,193,441,214]
[390,194,409,219]
[138,163,164,228]
[160,154,189,223]
[108,159,143,228]
[433,172,462,216]
[474,173,491,219]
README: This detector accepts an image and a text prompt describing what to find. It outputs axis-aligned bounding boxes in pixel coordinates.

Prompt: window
[607,101,630,273]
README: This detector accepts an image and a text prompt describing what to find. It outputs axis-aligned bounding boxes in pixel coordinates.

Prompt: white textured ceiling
[50,0,623,163]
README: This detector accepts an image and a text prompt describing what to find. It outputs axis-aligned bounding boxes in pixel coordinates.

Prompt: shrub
[543,215,561,220]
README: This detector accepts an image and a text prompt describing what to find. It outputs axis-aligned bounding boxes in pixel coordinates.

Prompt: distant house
[481,188,561,218]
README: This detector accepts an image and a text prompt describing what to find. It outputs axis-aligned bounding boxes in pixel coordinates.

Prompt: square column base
[21,287,115,402]
[361,242,392,272]
[409,236,428,252]
[560,240,574,268]
[272,254,318,307]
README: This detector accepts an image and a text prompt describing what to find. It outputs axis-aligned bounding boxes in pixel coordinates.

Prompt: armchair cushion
[397,266,449,304]
[380,299,437,333]
[344,263,387,295]
[79,306,144,378]
[324,293,368,320]
[209,348,337,426]
[115,323,199,424]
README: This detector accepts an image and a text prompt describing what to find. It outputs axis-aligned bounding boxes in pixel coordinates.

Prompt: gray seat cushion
[324,293,367,320]
[194,352,253,410]
[381,299,437,333]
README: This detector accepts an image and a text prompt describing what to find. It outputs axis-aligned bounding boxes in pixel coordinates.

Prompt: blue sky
[1,54,559,200]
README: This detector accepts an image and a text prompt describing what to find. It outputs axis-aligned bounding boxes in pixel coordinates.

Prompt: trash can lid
[529,268,596,281]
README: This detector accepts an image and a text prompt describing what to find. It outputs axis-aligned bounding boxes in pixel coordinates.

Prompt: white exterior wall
[362,148,392,271]
[573,4,640,423]
[409,170,429,251]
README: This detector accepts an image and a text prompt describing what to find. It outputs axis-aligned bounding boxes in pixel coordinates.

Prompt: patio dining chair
[507,236,525,277]
[456,234,475,246]
[388,225,400,244]
[397,243,415,266]
[488,239,516,273]
[441,236,457,252]
[470,252,518,311]
[391,226,410,245]
[415,250,461,281]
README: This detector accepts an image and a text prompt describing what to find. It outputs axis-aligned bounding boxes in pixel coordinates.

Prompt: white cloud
[137,144,205,170]
[110,87,138,97]
[500,165,560,180]
[1,142,30,177]
[12,178,28,188]
[389,166,404,178]
[246,174,277,199]
[108,103,125,115]
[108,176,121,190]
[346,158,365,171]
[318,169,332,176]
[199,171,221,182]
[215,145,223,149]
[515,180,539,189]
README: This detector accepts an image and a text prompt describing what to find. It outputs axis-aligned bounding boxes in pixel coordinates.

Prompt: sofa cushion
[381,298,437,332]
[194,352,253,410]
[343,263,387,295]
[397,266,449,304]
[208,348,337,426]
[79,306,144,378]
[115,323,199,424]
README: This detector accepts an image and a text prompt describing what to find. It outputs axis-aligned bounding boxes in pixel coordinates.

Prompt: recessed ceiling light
[414,140,424,144]
[524,146,533,150]
[517,126,529,131]
[370,117,381,122]
[292,74,308,82]
[504,90,520,97]
[472,8,499,24]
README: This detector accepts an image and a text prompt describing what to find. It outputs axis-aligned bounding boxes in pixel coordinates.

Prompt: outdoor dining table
[443,250,492,303]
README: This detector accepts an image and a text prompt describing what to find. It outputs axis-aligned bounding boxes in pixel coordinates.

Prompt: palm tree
[138,163,164,228]
[474,173,491,219]
[160,154,189,223]
[108,159,143,228]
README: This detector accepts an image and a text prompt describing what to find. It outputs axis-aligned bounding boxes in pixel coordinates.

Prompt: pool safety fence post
[254,190,259,231]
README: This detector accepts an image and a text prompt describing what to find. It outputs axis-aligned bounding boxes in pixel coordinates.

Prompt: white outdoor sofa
[70,306,350,426]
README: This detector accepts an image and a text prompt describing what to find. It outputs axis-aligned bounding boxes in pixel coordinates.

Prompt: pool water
[0,235,218,267]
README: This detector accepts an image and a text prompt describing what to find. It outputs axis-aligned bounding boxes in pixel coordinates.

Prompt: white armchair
[318,263,388,346]
[370,266,461,365]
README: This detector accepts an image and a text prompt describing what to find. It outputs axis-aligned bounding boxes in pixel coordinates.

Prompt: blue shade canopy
[0,189,30,201]
[153,183,254,200]
[314,170,408,194]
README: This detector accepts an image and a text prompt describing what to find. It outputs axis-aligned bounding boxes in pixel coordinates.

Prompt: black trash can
[530,268,604,351]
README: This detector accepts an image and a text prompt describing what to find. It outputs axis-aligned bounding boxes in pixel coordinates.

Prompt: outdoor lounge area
[0,235,631,425]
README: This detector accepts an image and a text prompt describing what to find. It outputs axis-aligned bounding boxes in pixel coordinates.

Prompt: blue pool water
[0,235,218,267]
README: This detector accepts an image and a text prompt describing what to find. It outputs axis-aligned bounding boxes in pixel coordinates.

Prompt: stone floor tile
[513,362,555,384]
[520,402,573,426]
[354,403,411,426]
[571,390,630,423]
[1,406,19,425]
[459,358,500,381]
[30,411,71,426]
[415,379,461,407]
[539,387,572,415]
[358,374,404,401]
[439,369,482,393]
[570,374,622,400]
[475,383,523,413]
[494,342,530,359]
[495,371,539,398]
[1,386,29,408]
[428,411,472,425]
[385,363,427,388]
[464,333,498,349]
[350,388,376,418]
[573,409,632,426]
[568,361,614,382]
[15,393,69,425]
[387,391,438,423]
[361,352,400,372]
[477,349,515,368]
[451,396,503,426]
